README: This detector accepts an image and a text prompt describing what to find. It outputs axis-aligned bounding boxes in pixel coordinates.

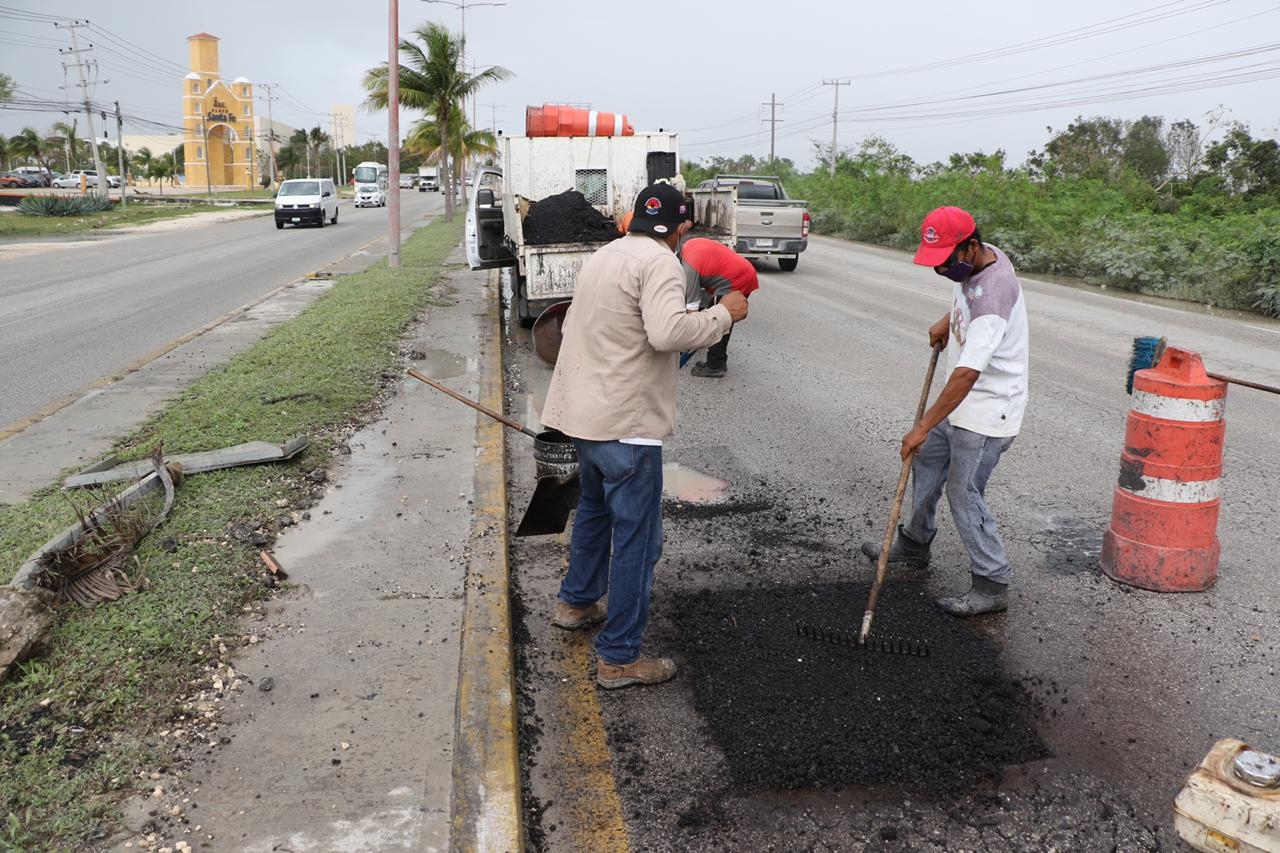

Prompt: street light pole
[388,0,401,269]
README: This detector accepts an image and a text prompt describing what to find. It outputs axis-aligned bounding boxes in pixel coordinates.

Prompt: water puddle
[663,463,730,504]
[410,348,471,380]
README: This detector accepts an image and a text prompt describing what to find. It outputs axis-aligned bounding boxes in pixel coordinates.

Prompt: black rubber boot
[936,572,1009,617]
[691,361,726,378]
[860,524,932,570]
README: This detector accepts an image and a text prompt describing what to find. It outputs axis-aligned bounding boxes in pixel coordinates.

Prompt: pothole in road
[668,582,1050,795]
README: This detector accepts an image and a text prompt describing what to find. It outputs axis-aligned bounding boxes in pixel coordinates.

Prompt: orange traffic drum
[1101,347,1227,591]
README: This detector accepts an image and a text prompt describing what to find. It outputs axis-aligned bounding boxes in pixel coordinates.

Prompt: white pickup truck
[690,175,809,271]
[465,132,681,326]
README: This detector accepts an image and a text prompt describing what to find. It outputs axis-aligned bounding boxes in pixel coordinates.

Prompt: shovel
[406,369,580,536]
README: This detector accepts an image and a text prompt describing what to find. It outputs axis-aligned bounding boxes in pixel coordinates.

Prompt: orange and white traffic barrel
[1101,347,1227,592]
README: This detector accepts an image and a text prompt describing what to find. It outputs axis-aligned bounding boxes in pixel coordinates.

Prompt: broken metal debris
[63,437,310,489]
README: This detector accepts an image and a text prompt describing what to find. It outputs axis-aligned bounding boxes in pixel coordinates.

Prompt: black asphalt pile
[522,189,620,245]
[668,581,1049,794]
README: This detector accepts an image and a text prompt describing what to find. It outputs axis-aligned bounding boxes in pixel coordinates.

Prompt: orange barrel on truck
[525,104,635,137]
[1101,347,1227,592]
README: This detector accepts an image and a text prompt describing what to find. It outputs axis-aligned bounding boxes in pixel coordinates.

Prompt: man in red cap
[862,206,1029,617]
[678,237,760,378]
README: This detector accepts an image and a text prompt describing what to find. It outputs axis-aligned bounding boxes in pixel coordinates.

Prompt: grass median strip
[0,202,255,238]
[0,214,464,851]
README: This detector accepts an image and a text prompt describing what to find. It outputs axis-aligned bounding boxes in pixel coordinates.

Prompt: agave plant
[18,194,115,216]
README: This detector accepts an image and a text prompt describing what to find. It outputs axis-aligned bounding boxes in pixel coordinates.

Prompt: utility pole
[114,101,126,210]
[761,93,783,163]
[330,113,348,185]
[200,121,212,199]
[388,0,401,269]
[258,83,279,188]
[822,78,850,178]
[56,20,107,197]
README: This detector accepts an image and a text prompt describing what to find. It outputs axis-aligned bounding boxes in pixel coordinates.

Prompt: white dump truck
[690,175,809,271]
[417,166,439,192]
[465,132,680,326]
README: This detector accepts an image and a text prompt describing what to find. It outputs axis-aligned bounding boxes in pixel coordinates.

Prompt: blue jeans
[902,421,1016,583]
[558,439,664,665]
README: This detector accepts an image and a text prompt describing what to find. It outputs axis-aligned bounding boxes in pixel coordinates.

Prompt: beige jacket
[542,233,733,441]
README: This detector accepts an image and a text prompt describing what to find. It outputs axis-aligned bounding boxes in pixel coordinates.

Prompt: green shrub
[17,195,115,217]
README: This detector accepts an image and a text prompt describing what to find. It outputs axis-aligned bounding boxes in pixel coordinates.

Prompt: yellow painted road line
[548,548,630,852]
[451,269,523,852]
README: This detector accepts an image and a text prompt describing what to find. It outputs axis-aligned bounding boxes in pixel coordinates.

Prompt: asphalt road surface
[506,236,1280,851]
[0,190,442,429]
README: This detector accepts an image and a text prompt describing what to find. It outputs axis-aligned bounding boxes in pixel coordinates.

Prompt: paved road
[507,236,1280,850]
[0,190,442,428]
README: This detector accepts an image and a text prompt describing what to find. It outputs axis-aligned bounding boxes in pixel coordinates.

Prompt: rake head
[796,622,930,658]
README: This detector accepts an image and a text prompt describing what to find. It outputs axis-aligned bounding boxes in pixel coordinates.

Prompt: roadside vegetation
[0,202,248,238]
[0,216,463,850]
[685,113,1280,316]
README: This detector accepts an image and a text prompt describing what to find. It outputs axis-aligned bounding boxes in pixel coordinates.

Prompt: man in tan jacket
[542,183,749,689]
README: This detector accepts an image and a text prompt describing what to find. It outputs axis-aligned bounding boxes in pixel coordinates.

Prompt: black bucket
[533,428,577,479]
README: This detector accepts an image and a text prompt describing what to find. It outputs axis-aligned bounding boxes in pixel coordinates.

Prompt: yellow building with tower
[182,33,258,190]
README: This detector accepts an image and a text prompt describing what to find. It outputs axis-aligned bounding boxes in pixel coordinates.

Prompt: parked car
[0,172,32,189]
[353,183,386,208]
[106,175,122,189]
[52,169,99,189]
[12,166,51,186]
[274,178,339,228]
[398,175,413,189]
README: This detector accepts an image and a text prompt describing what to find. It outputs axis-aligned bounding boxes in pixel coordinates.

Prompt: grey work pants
[902,421,1016,583]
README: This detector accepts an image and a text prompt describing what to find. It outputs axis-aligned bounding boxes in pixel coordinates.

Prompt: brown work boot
[551,600,606,630]
[596,656,677,690]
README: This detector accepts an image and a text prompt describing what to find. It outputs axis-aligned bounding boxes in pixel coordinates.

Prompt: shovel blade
[515,474,580,537]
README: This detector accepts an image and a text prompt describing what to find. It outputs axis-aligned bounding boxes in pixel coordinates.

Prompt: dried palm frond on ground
[35,449,178,608]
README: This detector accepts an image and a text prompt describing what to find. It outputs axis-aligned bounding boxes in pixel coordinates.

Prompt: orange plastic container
[525,104,635,137]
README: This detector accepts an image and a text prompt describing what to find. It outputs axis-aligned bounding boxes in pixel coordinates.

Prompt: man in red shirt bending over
[679,238,759,378]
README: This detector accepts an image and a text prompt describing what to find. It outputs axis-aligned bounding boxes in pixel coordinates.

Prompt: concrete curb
[451,269,524,852]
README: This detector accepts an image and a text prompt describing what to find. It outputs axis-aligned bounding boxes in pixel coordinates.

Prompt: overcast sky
[2,0,1278,170]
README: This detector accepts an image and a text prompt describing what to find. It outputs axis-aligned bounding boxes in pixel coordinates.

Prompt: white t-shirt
[946,245,1029,438]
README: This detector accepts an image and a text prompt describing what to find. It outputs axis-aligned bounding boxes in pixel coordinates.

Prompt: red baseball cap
[913,206,976,267]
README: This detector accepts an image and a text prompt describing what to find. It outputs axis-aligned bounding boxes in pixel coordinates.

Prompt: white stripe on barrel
[614,114,623,135]
[1131,390,1225,423]
[587,111,598,136]
[1119,473,1220,503]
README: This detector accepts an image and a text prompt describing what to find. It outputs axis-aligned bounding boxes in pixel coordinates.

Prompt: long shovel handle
[406,368,538,438]
[859,343,944,645]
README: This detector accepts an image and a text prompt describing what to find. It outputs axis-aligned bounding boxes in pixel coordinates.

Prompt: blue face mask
[938,260,973,282]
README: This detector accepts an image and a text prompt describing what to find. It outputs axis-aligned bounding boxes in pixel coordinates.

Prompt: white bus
[351,161,388,190]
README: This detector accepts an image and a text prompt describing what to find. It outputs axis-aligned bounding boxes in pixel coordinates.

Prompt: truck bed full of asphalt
[522,189,620,245]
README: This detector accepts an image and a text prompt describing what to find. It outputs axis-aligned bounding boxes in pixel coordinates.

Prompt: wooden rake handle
[859,343,944,645]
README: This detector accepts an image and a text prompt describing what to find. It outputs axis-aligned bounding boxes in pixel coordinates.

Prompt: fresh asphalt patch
[666,581,1049,794]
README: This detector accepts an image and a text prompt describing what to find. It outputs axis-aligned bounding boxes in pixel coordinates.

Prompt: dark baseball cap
[627,183,689,236]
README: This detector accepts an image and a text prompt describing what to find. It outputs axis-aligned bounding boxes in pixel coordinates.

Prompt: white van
[274,178,339,229]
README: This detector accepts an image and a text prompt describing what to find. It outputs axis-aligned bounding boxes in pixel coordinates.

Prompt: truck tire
[779,257,798,272]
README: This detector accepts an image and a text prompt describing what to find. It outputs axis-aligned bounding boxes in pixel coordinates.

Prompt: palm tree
[0,73,14,105]
[9,126,52,177]
[307,126,330,179]
[132,147,154,185]
[147,153,176,194]
[0,134,10,171]
[406,105,498,207]
[363,22,511,220]
[50,119,79,172]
